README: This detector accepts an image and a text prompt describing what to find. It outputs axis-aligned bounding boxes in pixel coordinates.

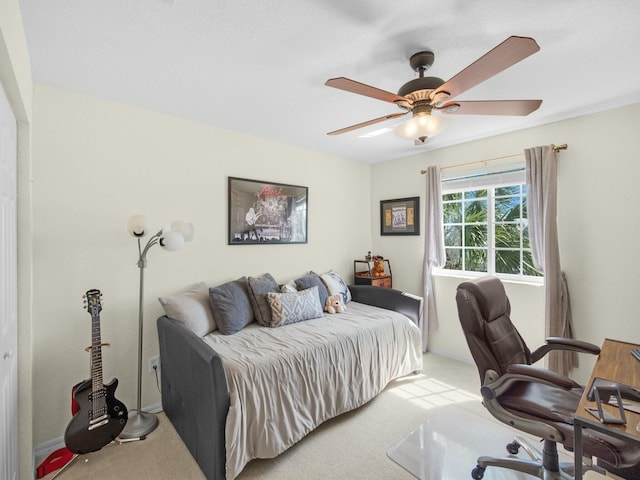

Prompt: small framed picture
[380,197,420,236]
[228,177,308,245]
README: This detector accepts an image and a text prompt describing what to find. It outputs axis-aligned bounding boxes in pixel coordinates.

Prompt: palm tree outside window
[442,182,541,279]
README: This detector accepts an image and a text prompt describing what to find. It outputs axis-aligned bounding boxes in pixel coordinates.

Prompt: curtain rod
[420,143,568,174]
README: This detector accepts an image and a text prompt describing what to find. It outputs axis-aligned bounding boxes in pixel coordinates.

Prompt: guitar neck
[85,289,106,411]
[91,312,104,394]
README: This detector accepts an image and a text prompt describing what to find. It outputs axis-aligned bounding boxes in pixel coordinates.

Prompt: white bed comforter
[202,301,423,479]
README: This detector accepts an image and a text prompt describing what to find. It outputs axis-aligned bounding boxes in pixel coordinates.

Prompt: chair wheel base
[471,465,485,479]
[506,441,520,455]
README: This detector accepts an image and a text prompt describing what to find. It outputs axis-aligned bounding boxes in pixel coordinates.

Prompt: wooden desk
[574,338,640,479]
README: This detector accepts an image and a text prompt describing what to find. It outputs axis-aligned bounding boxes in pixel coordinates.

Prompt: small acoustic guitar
[64,289,127,454]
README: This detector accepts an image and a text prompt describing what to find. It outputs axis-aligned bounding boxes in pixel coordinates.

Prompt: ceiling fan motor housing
[409,51,434,71]
[398,76,445,100]
[397,50,446,101]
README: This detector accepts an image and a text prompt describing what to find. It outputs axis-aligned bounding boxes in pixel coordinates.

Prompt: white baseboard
[34,402,163,462]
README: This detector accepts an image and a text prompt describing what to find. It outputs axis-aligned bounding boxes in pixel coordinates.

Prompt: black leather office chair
[455,275,640,479]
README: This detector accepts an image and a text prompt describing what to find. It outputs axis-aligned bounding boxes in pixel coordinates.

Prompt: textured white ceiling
[18,0,640,164]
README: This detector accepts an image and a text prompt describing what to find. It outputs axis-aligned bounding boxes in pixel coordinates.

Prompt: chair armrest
[530,337,600,363]
[480,366,575,444]
[506,364,581,389]
[481,364,579,400]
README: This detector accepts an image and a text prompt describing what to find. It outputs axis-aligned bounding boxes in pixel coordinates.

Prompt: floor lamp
[120,215,194,440]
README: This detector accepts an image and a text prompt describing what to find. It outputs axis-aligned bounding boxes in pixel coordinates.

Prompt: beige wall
[30,84,372,445]
[371,102,640,384]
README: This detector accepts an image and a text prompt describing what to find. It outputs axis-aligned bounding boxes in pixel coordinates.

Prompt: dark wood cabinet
[353,259,392,288]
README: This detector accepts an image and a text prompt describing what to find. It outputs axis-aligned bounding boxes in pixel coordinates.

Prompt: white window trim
[437,163,543,285]
[433,268,544,286]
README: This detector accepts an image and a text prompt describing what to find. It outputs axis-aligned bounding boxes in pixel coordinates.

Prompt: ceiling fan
[325,36,542,144]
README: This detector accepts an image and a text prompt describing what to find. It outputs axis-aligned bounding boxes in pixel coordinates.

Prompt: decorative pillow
[279,279,298,293]
[294,272,329,308]
[208,277,254,335]
[320,270,352,304]
[158,282,216,337]
[247,273,279,327]
[266,286,324,327]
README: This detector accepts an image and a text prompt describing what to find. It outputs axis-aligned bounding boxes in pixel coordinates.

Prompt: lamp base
[119,410,158,440]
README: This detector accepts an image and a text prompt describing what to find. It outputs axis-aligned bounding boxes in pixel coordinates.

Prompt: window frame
[437,167,543,284]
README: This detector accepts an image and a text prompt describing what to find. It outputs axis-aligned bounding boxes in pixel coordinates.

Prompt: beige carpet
[40,354,608,480]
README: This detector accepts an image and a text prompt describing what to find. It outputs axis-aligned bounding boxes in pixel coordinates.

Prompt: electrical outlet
[149,356,160,373]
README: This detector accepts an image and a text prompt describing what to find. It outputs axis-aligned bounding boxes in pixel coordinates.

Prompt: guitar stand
[36,448,75,479]
[41,438,139,479]
[48,453,79,480]
[116,435,146,443]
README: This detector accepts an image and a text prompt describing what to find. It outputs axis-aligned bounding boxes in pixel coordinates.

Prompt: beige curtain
[421,166,446,351]
[525,145,577,375]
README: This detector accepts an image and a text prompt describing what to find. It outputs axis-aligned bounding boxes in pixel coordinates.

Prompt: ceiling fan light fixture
[431,90,451,106]
[393,113,451,142]
[440,102,461,113]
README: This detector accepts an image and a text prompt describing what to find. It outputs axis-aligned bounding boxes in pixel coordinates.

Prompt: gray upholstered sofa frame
[156,285,422,480]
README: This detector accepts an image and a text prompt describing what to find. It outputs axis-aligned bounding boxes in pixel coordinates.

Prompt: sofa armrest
[157,316,229,480]
[348,285,423,325]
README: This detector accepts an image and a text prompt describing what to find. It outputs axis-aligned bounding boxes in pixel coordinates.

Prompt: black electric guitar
[64,289,127,454]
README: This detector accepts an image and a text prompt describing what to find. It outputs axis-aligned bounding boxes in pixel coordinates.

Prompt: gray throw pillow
[247,273,279,327]
[295,272,329,308]
[266,286,324,327]
[208,277,255,335]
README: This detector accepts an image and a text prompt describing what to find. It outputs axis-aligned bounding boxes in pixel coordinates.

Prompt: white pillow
[158,282,216,336]
[320,271,352,304]
[279,279,298,293]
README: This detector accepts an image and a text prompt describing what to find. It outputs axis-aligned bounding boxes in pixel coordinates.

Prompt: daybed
[156,272,423,480]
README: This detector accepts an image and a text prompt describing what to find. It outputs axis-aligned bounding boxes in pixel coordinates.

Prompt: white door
[0,79,18,480]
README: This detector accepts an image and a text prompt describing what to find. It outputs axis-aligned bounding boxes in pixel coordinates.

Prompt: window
[441,168,541,279]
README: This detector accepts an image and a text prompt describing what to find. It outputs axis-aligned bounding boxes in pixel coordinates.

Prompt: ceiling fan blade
[325,77,408,104]
[327,112,407,136]
[433,36,540,101]
[440,100,542,116]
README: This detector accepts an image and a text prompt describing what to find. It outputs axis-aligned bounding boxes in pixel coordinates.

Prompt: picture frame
[380,196,420,236]
[228,177,308,245]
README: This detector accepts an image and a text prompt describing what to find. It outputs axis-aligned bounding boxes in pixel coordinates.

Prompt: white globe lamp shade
[127,215,149,237]
[170,220,195,242]
[183,223,195,242]
[159,230,184,251]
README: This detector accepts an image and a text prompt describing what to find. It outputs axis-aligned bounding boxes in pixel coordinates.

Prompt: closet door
[0,79,18,480]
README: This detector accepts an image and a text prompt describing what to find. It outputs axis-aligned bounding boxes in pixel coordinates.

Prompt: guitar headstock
[84,289,103,317]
